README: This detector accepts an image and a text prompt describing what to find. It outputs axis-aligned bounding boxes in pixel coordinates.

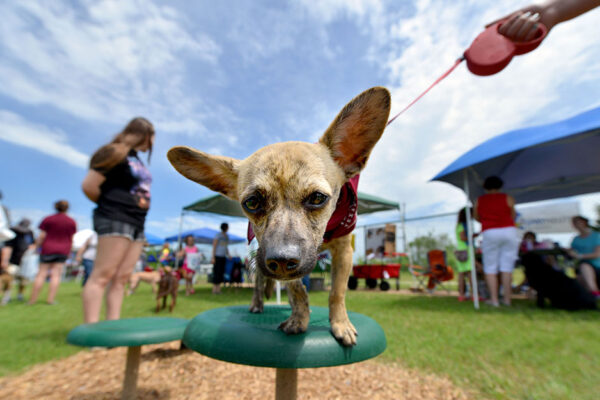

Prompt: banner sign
[516,201,580,234]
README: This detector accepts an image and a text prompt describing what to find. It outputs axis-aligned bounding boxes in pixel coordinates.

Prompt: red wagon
[348,264,401,291]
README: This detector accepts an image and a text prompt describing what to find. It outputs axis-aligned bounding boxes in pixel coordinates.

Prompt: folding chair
[426,250,454,294]
[408,264,431,292]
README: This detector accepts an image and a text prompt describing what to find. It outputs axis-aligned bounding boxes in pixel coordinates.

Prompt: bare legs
[577,263,599,292]
[485,272,512,306]
[457,271,472,299]
[82,237,143,323]
[28,262,64,304]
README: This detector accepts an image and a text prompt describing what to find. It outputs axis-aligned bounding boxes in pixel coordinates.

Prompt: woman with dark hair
[81,117,155,323]
[474,176,520,307]
[569,216,600,297]
[28,200,76,305]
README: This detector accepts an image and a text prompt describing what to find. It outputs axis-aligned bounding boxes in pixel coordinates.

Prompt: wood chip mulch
[0,341,471,399]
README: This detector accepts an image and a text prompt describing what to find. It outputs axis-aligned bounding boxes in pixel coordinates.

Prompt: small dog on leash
[168,87,391,345]
[156,268,179,313]
[128,270,161,296]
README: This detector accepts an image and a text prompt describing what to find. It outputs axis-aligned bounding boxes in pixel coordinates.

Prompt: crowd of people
[455,175,600,308]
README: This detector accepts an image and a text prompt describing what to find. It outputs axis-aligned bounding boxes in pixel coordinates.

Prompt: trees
[408,232,458,268]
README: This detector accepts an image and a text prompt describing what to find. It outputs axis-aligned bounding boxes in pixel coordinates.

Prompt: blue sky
[1,0,600,242]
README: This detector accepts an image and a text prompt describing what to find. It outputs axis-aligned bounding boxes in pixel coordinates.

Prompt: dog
[521,253,597,311]
[127,270,161,296]
[168,87,391,345]
[155,267,179,313]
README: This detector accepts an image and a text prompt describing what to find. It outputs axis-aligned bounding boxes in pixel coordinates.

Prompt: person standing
[2,219,35,301]
[81,117,154,323]
[29,201,76,305]
[455,208,474,302]
[74,231,98,286]
[211,223,229,294]
[473,176,520,307]
[177,235,200,295]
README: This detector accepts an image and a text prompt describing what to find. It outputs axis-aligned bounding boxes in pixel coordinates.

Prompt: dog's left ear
[167,146,240,200]
[319,87,391,177]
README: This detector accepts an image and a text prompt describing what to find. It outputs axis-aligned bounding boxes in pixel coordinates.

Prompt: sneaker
[458,296,467,302]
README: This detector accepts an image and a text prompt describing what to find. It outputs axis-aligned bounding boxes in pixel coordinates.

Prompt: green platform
[67,317,189,348]
[183,305,386,369]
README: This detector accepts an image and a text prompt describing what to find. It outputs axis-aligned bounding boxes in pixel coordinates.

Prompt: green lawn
[0,280,598,400]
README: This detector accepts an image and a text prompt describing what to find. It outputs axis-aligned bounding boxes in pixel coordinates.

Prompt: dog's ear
[319,87,391,177]
[167,146,240,199]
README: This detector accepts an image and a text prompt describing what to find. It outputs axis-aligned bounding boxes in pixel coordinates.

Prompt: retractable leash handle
[386,21,549,125]
[463,21,548,76]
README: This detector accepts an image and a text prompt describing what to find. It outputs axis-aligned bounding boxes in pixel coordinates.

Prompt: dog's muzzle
[256,245,316,281]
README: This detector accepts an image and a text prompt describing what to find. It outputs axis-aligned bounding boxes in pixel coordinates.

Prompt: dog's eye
[243,195,262,213]
[305,192,329,209]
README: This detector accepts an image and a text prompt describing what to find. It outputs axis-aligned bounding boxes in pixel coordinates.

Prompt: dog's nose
[266,257,300,272]
[265,245,301,273]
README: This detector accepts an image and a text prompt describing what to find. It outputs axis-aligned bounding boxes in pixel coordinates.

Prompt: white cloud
[0,0,222,135]
[0,111,88,168]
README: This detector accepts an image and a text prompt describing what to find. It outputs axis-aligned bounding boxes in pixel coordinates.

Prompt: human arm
[81,169,106,203]
[487,0,600,42]
[507,195,517,221]
[74,237,91,264]
[34,230,46,250]
[211,237,217,264]
[1,246,12,269]
[473,199,480,222]
[569,244,600,260]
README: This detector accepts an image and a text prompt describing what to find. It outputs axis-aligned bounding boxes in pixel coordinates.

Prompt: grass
[0,278,598,400]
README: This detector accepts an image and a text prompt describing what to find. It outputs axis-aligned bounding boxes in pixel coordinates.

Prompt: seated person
[568,216,600,298]
[520,231,539,253]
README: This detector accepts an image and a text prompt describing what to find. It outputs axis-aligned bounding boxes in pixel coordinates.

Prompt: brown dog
[168,87,390,345]
[156,268,179,313]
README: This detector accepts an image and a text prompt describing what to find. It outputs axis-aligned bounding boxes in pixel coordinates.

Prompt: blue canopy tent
[144,233,165,246]
[164,227,245,244]
[432,106,600,308]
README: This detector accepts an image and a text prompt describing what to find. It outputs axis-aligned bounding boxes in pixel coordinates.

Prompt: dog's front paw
[331,318,358,346]
[278,314,309,335]
[249,298,264,313]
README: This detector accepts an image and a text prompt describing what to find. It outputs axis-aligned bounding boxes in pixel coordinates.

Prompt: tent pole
[401,203,417,288]
[174,210,185,269]
[276,281,281,305]
[463,171,480,310]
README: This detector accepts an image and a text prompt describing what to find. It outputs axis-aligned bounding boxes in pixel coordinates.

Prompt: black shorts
[94,215,145,242]
[213,256,226,284]
[39,254,68,264]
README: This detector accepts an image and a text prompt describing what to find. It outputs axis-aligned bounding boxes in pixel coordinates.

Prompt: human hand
[567,249,579,259]
[486,4,556,42]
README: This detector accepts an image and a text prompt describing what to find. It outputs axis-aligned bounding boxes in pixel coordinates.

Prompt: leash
[386,57,465,126]
[386,21,548,127]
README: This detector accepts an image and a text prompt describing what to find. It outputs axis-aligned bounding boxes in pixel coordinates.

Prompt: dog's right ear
[319,87,391,178]
[167,146,240,200]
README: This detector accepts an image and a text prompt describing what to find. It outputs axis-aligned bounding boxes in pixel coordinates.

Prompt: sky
[1,0,600,248]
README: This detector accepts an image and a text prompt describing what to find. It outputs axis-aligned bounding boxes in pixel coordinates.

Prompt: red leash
[386,21,548,127]
[386,57,464,126]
